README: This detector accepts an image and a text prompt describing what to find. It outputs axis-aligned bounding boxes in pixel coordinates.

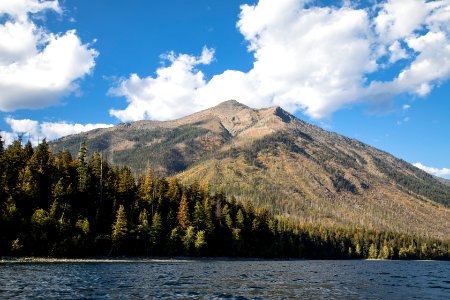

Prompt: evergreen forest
[0,136,449,260]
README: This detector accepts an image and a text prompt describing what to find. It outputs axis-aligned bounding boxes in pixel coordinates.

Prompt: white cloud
[413,162,450,178]
[388,41,408,63]
[0,130,18,147]
[374,0,429,42]
[0,0,98,112]
[109,0,450,121]
[2,117,113,146]
[109,47,214,121]
[0,0,61,21]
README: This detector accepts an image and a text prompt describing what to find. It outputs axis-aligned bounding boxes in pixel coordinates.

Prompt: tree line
[0,136,449,259]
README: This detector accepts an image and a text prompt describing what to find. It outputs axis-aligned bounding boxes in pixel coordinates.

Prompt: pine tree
[112,205,128,252]
[23,140,33,161]
[355,243,362,257]
[236,209,245,230]
[168,227,183,255]
[380,243,392,259]
[193,201,205,230]
[203,197,215,236]
[194,230,206,253]
[368,243,378,259]
[167,177,180,203]
[177,193,190,229]
[150,212,163,252]
[4,138,26,207]
[183,226,195,254]
[222,204,233,228]
[77,141,88,192]
[78,141,88,164]
[139,168,154,205]
[137,209,150,235]
[117,166,136,206]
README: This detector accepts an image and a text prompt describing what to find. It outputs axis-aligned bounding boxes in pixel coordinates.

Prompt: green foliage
[368,243,378,259]
[76,218,90,236]
[0,137,448,259]
[150,212,163,252]
[112,205,128,251]
[195,230,207,252]
[183,226,196,255]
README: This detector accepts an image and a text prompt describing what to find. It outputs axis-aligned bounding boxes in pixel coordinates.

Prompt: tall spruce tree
[177,193,190,229]
[112,205,128,252]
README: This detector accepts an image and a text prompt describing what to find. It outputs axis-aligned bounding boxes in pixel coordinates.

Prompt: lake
[0,259,449,299]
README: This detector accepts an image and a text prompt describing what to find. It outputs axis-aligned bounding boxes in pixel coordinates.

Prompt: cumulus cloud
[110,0,450,121]
[0,0,98,112]
[109,47,214,121]
[374,0,429,42]
[0,0,61,21]
[1,117,113,146]
[413,162,450,178]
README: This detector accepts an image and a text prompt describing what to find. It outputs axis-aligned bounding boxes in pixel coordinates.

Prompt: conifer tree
[355,243,362,258]
[368,243,378,259]
[222,204,233,228]
[140,168,154,205]
[137,209,150,235]
[23,140,33,161]
[380,243,392,259]
[193,201,205,230]
[195,230,206,253]
[177,193,190,229]
[28,139,53,209]
[77,141,88,192]
[167,177,181,203]
[203,197,215,236]
[150,212,163,252]
[183,226,195,254]
[168,227,183,255]
[112,205,128,252]
[236,209,245,230]
[117,166,136,206]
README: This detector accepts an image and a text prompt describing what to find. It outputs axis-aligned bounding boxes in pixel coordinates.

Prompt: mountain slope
[51,100,450,239]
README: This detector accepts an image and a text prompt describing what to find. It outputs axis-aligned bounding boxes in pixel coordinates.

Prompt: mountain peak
[214,99,248,108]
[206,100,251,116]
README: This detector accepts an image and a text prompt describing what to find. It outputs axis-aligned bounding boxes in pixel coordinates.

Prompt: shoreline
[0,257,195,263]
[1,257,443,263]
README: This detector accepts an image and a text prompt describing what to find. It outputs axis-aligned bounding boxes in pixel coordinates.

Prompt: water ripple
[0,260,449,299]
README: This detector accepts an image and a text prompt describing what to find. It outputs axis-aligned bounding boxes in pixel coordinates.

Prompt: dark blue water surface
[0,259,449,299]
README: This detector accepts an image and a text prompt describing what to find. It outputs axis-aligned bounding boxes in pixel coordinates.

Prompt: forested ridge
[0,136,449,259]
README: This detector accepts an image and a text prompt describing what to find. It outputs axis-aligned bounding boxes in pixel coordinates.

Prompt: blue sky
[0,0,449,178]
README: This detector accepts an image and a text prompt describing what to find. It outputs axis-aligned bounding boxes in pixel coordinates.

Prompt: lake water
[0,259,449,299]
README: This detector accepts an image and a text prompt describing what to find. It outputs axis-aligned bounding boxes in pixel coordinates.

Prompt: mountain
[51,100,450,239]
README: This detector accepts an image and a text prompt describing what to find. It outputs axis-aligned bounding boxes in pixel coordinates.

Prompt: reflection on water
[0,260,449,299]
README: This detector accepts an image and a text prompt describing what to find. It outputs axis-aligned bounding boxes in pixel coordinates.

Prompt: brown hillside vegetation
[52,100,450,240]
